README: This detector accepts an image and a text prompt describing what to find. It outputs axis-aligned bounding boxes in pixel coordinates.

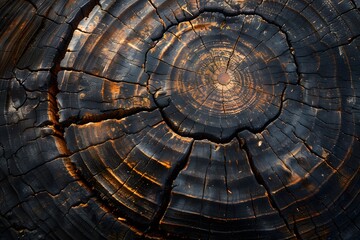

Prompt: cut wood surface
[0,0,359,239]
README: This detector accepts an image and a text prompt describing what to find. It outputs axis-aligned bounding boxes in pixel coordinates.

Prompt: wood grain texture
[0,0,359,239]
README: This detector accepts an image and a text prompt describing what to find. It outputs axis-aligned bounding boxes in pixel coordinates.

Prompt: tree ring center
[217,72,231,85]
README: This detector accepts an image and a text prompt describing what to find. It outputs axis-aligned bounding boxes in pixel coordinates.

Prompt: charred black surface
[1,0,360,239]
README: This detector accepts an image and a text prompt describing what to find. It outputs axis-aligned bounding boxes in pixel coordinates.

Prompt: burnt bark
[1,0,360,239]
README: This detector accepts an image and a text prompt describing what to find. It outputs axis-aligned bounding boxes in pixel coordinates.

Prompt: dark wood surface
[0,0,359,239]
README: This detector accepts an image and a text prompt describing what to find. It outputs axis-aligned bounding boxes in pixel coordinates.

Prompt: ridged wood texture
[1,0,360,239]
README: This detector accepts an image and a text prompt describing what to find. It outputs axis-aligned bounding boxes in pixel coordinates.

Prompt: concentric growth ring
[147,12,297,142]
[1,0,360,239]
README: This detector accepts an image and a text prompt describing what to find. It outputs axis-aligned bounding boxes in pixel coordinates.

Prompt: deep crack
[144,141,194,236]
[239,136,301,240]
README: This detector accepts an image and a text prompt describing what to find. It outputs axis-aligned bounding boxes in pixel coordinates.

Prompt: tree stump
[0,0,360,239]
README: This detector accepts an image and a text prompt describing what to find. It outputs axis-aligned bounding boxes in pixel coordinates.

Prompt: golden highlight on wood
[0,0,359,239]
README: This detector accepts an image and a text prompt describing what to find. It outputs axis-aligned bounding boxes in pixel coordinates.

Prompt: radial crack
[239,137,301,240]
[147,0,166,29]
[145,140,194,236]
